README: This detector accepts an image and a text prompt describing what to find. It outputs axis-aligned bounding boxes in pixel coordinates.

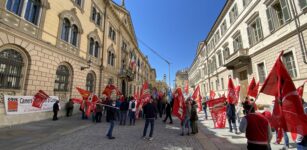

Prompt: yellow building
[0,0,155,127]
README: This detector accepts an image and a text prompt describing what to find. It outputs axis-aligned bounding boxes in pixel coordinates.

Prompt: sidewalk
[197,111,297,150]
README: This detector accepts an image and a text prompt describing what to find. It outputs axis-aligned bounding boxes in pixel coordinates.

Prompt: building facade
[0,0,155,127]
[175,68,189,92]
[189,0,307,105]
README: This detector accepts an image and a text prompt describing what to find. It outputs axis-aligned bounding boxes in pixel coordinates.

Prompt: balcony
[118,68,135,82]
[224,48,250,70]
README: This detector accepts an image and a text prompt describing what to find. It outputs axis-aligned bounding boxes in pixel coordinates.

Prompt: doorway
[121,80,126,96]
[239,70,248,101]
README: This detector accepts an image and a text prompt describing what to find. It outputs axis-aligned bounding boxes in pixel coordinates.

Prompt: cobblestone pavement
[198,111,297,150]
[0,112,298,150]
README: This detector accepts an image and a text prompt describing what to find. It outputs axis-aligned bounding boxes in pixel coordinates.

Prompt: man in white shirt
[129,96,137,125]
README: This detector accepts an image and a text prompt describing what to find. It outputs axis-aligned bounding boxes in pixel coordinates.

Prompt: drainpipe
[98,0,108,97]
[289,0,307,64]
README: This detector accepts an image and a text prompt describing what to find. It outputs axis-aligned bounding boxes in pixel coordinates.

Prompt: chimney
[121,0,125,7]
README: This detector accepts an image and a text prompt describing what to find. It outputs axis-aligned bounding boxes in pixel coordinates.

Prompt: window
[6,0,24,16]
[221,20,227,35]
[283,52,297,78]
[299,0,307,9]
[229,4,238,24]
[247,17,263,46]
[75,0,82,7]
[215,31,220,44]
[257,63,266,83]
[61,18,70,42]
[122,41,127,51]
[0,49,23,89]
[24,0,41,25]
[54,65,70,91]
[86,73,95,92]
[204,64,207,75]
[91,6,102,26]
[212,57,217,71]
[109,26,116,42]
[223,47,230,61]
[233,33,243,51]
[216,79,219,91]
[266,0,291,32]
[221,78,224,90]
[60,18,80,47]
[243,0,252,7]
[6,0,42,25]
[70,25,79,46]
[88,38,100,58]
[108,51,115,66]
[217,51,223,67]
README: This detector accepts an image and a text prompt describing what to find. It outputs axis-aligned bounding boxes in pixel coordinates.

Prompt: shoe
[149,137,153,141]
[180,133,184,136]
[108,137,115,139]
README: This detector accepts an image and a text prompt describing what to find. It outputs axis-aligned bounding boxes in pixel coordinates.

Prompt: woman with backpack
[129,96,137,125]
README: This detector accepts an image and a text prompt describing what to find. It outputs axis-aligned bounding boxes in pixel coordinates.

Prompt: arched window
[89,38,94,56]
[94,41,99,58]
[111,53,115,66]
[92,7,96,21]
[54,65,70,91]
[96,13,101,25]
[0,49,23,89]
[61,18,70,42]
[6,0,23,16]
[86,73,95,92]
[70,25,79,46]
[25,0,41,25]
[108,51,111,65]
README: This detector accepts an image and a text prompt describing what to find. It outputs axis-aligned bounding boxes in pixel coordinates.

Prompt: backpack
[131,101,135,109]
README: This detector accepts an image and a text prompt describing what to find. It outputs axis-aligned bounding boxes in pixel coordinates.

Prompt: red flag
[210,90,216,100]
[235,86,240,104]
[32,90,50,108]
[102,84,121,97]
[247,77,259,98]
[76,87,91,100]
[260,51,307,135]
[227,78,238,104]
[140,81,151,104]
[71,98,82,104]
[172,88,186,121]
[297,82,306,100]
[192,85,202,112]
[207,97,227,128]
[184,80,189,95]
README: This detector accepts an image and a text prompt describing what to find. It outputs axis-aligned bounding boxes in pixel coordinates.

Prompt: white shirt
[129,100,137,112]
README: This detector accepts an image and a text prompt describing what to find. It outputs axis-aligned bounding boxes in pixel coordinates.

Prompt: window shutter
[257,18,264,40]
[266,8,275,32]
[247,26,253,47]
[280,0,291,22]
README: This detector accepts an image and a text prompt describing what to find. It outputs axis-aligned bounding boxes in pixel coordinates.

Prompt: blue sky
[113,0,226,87]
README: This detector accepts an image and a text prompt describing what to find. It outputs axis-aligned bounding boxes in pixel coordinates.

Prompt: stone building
[189,0,307,105]
[175,68,189,92]
[0,0,155,127]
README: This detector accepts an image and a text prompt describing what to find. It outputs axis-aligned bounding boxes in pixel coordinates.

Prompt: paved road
[0,112,297,150]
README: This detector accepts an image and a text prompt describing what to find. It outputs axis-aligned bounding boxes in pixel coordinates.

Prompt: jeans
[283,132,289,147]
[181,117,190,134]
[129,111,136,125]
[228,117,237,132]
[107,120,114,137]
[120,111,127,125]
[297,144,307,150]
[143,118,155,137]
[203,107,208,119]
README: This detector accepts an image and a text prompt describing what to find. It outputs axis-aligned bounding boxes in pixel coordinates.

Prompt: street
[0,111,296,150]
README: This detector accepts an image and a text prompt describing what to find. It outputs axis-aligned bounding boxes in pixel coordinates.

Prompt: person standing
[190,101,198,134]
[202,98,208,120]
[53,100,60,121]
[227,102,238,134]
[181,98,191,136]
[65,99,74,117]
[239,104,272,150]
[129,96,137,125]
[163,100,173,124]
[142,97,157,140]
[95,100,103,123]
[119,98,129,125]
[106,99,117,139]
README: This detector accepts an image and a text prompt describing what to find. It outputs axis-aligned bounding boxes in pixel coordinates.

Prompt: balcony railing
[118,68,135,81]
[224,48,250,70]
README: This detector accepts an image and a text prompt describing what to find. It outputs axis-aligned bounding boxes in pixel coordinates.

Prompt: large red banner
[207,97,227,128]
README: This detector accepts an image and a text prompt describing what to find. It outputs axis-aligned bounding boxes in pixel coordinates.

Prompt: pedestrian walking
[142,97,157,140]
[119,97,129,125]
[202,98,208,120]
[190,101,198,134]
[181,98,191,136]
[163,100,173,124]
[226,102,238,134]
[65,99,74,117]
[95,100,103,123]
[129,96,137,125]
[239,104,272,150]
[106,99,117,139]
[53,100,60,121]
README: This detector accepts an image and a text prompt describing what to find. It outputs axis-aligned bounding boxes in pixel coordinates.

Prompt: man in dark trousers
[239,104,272,150]
[142,97,157,141]
[163,100,173,124]
[106,99,117,139]
[226,102,237,134]
[53,100,60,121]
